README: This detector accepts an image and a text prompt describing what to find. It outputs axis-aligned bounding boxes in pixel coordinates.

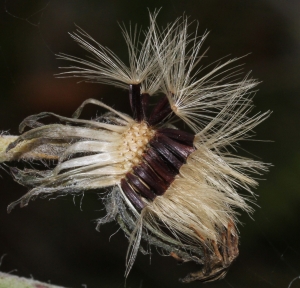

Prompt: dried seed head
[0,10,270,283]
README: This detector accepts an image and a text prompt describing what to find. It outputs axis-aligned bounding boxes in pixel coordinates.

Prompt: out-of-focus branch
[0,272,66,288]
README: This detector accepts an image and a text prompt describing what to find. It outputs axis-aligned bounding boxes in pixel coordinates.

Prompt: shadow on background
[0,0,300,287]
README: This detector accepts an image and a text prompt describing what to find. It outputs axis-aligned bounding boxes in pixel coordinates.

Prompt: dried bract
[0,12,269,283]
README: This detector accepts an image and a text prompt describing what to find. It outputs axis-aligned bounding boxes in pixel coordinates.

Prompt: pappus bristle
[57,11,162,96]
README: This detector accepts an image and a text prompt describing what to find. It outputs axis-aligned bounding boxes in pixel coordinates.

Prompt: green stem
[0,272,66,288]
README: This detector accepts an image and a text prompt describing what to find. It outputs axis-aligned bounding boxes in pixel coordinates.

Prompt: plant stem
[0,272,66,288]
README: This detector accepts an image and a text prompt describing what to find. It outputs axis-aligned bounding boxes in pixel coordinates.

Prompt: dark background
[0,1,299,287]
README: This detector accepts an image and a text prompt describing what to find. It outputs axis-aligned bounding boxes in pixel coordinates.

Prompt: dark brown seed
[141,93,150,120]
[133,163,167,195]
[150,139,183,170]
[120,178,146,211]
[155,133,195,161]
[157,128,195,146]
[129,84,143,122]
[144,148,177,184]
[148,95,173,126]
[126,173,156,200]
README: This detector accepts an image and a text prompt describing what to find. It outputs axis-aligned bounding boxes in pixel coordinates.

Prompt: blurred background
[0,0,299,287]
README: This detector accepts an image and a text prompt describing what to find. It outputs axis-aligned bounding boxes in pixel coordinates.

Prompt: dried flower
[0,11,269,283]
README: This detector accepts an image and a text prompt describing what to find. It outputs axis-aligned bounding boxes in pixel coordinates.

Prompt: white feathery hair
[57,11,162,95]
[150,14,260,133]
